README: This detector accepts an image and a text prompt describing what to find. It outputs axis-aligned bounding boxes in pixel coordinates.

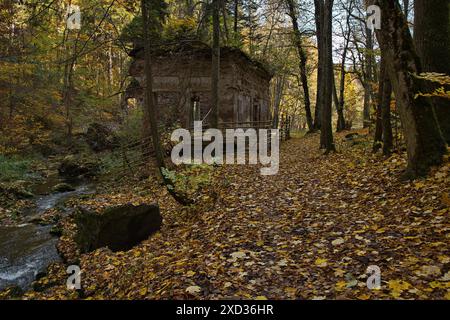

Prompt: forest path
[24,132,449,300]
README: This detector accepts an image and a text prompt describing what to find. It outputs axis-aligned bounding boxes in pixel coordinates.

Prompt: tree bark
[414,0,450,144]
[211,0,220,128]
[372,0,446,177]
[403,0,410,17]
[141,0,165,169]
[233,0,239,41]
[381,63,393,156]
[336,51,348,131]
[332,73,345,131]
[319,0,335,152]
[363,27,374,128]
[272,75,285,129]
[221,1,230,44]
[313,0,324,130]
[286,0,314,132]
[373,58,388,153]
[141,0,191,205]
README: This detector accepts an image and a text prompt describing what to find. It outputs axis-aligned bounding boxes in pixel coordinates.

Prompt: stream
[0,176,95,291]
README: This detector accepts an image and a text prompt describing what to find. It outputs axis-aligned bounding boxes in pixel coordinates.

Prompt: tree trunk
[211,0,220,128]
[381,61,393,156]
[372,61,384,153]
[333,73,345,131]
[313,0,323,130]
[374,54,393,153]
[286,0,314,132]
[363,27,374,128]
[336,12,351,132]
[141,0,165,168]
[373,104,383,152]
[372,0,446,177]
[319,0,335,152]
[336,57,347,132]
[272,75,285,129]
[414,0,450,144]
[403,0,410,17]
[233,0,239,40]
[141,0,191,205]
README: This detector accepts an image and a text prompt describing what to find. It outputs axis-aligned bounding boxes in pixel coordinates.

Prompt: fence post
[287,116,291,140]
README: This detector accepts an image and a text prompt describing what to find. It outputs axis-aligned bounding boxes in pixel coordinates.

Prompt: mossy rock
[74,203,162,252]
[52,183,76,193]
[49,225,63,237]
[58,155,100,179]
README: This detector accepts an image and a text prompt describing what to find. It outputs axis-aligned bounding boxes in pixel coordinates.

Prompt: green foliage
[117,107,144,142]
[0,0,136,156]
[120,0,169,45]
[161,164,213,200]
[162,17,198,42]
[121,15,199,46]
[120,16,147,44]
[0,155,32,182]
[99,151,125,175]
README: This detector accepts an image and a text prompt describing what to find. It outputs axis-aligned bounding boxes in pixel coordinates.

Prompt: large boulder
[58,155,100,179]
[74,203,162,252]
[85,123,119,152]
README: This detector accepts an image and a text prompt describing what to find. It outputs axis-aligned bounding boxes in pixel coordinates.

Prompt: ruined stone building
[127,43,273,129]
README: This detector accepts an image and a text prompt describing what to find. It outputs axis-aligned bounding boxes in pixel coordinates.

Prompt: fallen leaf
[186,285,201,295]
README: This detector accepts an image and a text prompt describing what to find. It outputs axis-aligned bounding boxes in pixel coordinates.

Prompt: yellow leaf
[334,268,345,277]
[414,181,425,189]
[429,281,446,289]
[415,265,441,277]
[441,193,450,207]
[335,281,347,291]
[284,287,297,297]
[255,296,268,300]
[186,270,196,277]
[315,258,328,267]
[445,291,450,300]
[388,280,411,298]
[331,238,345,246]
[139,287,147,296]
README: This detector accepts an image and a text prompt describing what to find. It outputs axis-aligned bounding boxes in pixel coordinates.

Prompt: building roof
[128,40,273,80]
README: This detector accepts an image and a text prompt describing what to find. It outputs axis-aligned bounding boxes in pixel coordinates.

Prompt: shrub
[161,164,214,202]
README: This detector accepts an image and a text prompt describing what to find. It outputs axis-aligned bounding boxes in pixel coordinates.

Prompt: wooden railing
[188,120,273,131]
[106,117,291,178]
[279,115,292,141]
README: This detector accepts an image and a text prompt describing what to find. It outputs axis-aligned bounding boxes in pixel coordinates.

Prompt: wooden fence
[106,117,292,178]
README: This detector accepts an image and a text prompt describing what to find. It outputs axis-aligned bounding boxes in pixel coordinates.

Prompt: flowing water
[0,224,59,290]
[0,177,95,291]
